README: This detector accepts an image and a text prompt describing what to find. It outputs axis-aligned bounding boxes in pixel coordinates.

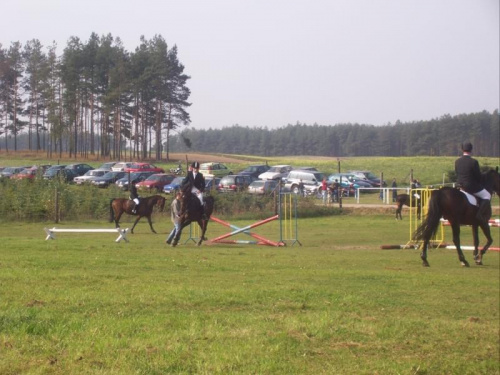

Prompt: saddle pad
[460,190,477,206]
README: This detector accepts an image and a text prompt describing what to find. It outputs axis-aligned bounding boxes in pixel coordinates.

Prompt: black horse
[395,193,421,220]
[171,193,215,247]
[110,195,166,234]
[413,168,500,267]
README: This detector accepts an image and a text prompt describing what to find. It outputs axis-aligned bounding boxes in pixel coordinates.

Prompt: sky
[1,0,498,129]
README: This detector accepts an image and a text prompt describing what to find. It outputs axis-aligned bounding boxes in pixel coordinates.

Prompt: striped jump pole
[210,215,284,247]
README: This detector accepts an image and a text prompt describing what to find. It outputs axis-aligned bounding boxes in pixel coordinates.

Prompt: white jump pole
[44,227,129,243]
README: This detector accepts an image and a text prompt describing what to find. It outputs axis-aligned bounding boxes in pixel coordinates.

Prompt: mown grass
[0,215,498,374]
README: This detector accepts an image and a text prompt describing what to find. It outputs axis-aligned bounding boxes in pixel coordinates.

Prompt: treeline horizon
[0,33,191,161]
[169,110,499,157]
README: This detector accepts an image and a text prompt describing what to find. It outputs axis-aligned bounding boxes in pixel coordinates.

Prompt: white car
[111,162,134,172]
[258,165,293,180]
[73,169,108,185]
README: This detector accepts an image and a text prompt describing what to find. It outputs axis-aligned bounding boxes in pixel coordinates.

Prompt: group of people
[129,140,492,246]
[129,161,208,245]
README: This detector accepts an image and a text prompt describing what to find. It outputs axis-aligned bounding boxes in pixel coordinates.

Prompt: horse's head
[482,167,500,196]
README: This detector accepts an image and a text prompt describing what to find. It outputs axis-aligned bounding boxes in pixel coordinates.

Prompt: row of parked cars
[1,161,384,197]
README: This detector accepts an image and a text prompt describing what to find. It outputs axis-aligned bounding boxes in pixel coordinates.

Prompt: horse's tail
[413,190,441,242]
[109,199,115,223]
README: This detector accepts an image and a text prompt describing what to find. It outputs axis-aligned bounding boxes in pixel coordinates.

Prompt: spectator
[166,191,182,245]
[331,179,340,202]
[321,177,328,204]
[391,178,397,202]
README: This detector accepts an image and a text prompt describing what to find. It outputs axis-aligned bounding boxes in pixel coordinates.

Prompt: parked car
[1,166,30,178]
[111,162,134,172]
[135,173,175,192]
[43,165,67,179]
[349,171,386,187]
[199,162,232,177]
[283,170,325,194]
[328,173,373,190]
[96,161,118,171]
[258,165,293,181]
[73,169,108,185]
[163,176,184,194]
[115,171,155,191]
[218,174,255,193]
[10,166,45,180]
[205,177,221,193]
[238,164,270,179]
[125,162,164,174]
[65,163,94,176]
[247,179,279,195]
[91,171,127,188]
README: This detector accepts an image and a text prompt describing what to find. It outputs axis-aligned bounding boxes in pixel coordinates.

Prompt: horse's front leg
[196,219,208,246]
[130,216,142,234]
[146,215,157,234]
[451,223,469,267]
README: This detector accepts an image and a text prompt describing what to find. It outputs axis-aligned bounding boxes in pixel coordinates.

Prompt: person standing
[166,191,182,245]
[455,142,491,222]
[391,178,398,202]
[321,177,328,204]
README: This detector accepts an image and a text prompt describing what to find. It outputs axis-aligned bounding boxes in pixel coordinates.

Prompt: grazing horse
[171,193,215,247]
[110,195,165,234]
[413,168,500,267]
[395,193,421,220]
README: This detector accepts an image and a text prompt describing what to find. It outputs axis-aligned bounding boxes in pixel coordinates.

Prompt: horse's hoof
[475,260,483,266]
[422,260,430,267]
[171,242,177,247]
[461,261,470,267]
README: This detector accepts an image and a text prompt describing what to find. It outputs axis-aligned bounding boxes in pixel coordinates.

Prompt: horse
[110,195,166,234]
[171,193,215,247]
[395,193,421,220]
[413,168,500,267]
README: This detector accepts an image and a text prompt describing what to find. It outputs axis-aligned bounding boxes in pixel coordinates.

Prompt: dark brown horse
[395,193,421,220]
[413,168,500,267]
[171,194,215,247]
[110,195,165,234]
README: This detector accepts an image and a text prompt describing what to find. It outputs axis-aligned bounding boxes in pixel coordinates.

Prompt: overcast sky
[1,0,498,129]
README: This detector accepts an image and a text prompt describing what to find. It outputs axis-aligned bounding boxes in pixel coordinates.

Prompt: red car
[135,173,175,192]
[124,163,164,174]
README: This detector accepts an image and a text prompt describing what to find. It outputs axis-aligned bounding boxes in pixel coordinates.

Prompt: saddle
[459,189,478,206]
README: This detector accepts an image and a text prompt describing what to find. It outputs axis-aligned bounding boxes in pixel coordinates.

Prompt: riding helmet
[191,161,200,169]
[462,142,473,152]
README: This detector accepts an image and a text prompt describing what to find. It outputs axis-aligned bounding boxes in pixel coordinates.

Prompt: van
[283,170,324,194]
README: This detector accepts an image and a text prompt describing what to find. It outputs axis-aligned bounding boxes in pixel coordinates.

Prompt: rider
[129,183,140,214]
[181,161,207,219]
[455,141,491,222]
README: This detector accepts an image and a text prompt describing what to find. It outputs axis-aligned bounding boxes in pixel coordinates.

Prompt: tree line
[169,110,499,157]
[0,33,191,160]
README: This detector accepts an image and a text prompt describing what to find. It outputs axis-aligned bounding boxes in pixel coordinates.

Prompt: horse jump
[44,227,129,243]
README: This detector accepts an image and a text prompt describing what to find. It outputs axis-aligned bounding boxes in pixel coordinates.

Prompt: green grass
[0,215,498,374]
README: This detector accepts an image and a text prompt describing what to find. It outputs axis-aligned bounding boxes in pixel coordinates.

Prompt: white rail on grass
[44,227,129,243]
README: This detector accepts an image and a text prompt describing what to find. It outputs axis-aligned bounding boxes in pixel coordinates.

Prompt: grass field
[1,213,499,374]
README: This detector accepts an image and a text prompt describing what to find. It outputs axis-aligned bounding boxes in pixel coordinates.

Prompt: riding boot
[132,202,137,214]
[476,199,491,223]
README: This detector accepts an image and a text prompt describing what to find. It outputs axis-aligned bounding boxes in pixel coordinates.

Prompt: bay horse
[171,194,215,247]
[413,168,500,267]
[395,193,421,220]
[110,195,165,234]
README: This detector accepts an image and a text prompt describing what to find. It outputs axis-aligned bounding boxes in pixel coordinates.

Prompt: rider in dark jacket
[455,142,491,222]
[181,162,207,219]
[129,184,140,213]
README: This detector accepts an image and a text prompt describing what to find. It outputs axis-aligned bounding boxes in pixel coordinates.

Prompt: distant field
[1,151,499,186]
[0,214,499,374]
